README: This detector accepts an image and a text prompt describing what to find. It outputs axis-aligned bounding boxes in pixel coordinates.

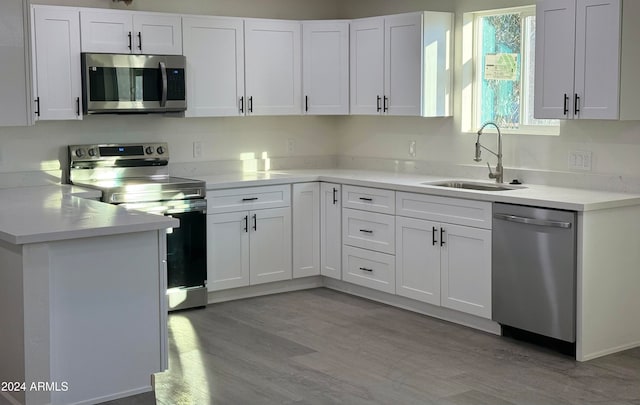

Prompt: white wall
[0,0,341,175]
[337,0,640,188]
[3,0,640,189]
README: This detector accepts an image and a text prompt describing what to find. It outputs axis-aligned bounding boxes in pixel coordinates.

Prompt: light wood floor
[141,288,640,405]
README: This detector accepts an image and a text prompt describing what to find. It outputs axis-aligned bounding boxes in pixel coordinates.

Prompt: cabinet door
[440,224,492,319]
[133,14,182,55]
[33,6,82,121]
[350,17,384,115]
[206,212,250,291]
[320,183,341,280]
[534,0,577,119]
[395,216,440,306]
[302,21,349,115]
[573,0,621,119]
[292,183,320,278]
[183,16,245,117]
[80,10,132,53]
[0,0,30,126]
[249,207,292,284]
[384,13,422,116]
[245,19,301,115]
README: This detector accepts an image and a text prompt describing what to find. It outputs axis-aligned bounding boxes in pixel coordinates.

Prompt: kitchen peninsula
[0,185,178,405]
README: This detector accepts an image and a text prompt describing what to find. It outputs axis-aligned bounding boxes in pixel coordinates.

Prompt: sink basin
[422,180,525,192]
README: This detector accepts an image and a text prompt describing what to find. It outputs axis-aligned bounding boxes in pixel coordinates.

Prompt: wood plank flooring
[150,288,640,405]
[4,288,636,405]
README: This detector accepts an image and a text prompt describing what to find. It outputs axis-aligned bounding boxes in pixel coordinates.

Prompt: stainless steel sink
[422,180,525,191]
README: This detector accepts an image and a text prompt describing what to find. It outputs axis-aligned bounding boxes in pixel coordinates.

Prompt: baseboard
[68,386,153,405]
[1,392,22,405]
[578,340,640,362]
[207,276,323,304]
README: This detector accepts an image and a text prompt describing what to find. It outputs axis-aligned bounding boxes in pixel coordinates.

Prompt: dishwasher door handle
[493,213,572,229]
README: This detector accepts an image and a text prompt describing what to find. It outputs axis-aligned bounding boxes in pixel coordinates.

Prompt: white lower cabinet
[395,192,492,319]
[292,183,320,278]
[206,185,292,292]
[343,245,395,294]
[320,183,342,279]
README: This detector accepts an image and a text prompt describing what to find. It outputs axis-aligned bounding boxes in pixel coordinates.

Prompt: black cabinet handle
[574,94,580,115]
[332,187,338,204]
[244,215,248,232]
[34,97,40,117]
[248,96,253,113]
[376,95,382,112]
[305,95,309,112]
[76,97,80,117]
[239,96,244,113]
[359,267,373,272]
[359,229,373,234]
[563,94,569,116]
[137,32,142,51]
[432,226,437,246]
[383,96,389,112]
[252,214,257,231]
[359,197,373,202]
[440,228,445,247]
[242,197,258,202]
[128,31,132,50]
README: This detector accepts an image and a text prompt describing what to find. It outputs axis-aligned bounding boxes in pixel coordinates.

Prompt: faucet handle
[487,162,496,179]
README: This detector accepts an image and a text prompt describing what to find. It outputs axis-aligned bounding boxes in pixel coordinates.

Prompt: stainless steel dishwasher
[492,203,577,344]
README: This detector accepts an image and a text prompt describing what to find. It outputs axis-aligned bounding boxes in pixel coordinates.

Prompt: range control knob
[88,148,96,157]
[145,146,154,155]
[75,149,85,158]
[156,146,165,155]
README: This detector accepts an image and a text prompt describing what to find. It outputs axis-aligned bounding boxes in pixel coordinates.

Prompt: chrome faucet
[474,122,503,183]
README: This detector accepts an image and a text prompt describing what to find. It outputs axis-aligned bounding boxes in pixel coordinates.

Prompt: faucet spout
[475,122,503,183]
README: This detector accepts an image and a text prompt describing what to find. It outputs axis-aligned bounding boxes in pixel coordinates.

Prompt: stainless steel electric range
[67,142,207,311]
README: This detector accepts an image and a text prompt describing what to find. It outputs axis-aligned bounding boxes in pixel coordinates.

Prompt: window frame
[470,6,559,136]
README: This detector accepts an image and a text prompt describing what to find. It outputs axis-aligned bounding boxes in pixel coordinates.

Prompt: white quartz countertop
[196,169,640,212]
[0,185,179,245]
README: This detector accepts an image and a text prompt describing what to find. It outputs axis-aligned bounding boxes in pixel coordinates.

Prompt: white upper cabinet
[302,21,350,115]
[535,0,621,119]
[244,19,302,115]
[0,0,30,126]
[350,17,384,115]
[32,5,82,121]
[182,16,245,117]
[80,10,182,55]
[350,12,453,117]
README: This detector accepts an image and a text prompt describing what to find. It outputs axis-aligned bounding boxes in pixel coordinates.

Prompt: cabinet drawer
[396,192,492,229]
[342,245,395,294]
[342,208,395,255]
[207,185,291,214]
[342,185,395,214]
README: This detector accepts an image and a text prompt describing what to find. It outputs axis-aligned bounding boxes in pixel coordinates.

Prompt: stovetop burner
[67,143,206,203]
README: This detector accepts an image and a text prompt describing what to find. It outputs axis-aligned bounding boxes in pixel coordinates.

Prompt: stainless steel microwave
[81,53,186,114]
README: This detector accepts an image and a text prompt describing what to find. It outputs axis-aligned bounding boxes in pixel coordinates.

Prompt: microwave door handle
[159,61,168,107]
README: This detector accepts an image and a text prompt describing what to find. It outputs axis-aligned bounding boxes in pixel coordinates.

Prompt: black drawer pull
[359,267,373,272]
[253,214,257,231]
[359,197,373,202]
[440,228,445,247]
[243,215,248,232]
[359,229,373,234]
[563,93,569,115]
[242,197,258,202]
[432,226,438,246]
[376,95,382,112]
[332,187,338,204]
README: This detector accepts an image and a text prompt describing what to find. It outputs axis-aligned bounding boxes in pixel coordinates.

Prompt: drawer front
[342,185,395,214]
[342,208,395,255]
[342,245,395,294]
[396,192,492,229]
[207,185,291,214]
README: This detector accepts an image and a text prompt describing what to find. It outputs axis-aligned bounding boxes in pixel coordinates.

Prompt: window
[471,6,558,134]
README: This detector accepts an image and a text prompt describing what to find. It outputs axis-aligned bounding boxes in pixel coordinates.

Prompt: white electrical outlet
[287,139,295,154]
[568,150,592,171]
[193,141,202,158]
[409,140,416,157]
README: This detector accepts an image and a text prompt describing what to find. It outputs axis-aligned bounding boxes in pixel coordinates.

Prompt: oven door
[122,199,207,311]
[82,53,186,114]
